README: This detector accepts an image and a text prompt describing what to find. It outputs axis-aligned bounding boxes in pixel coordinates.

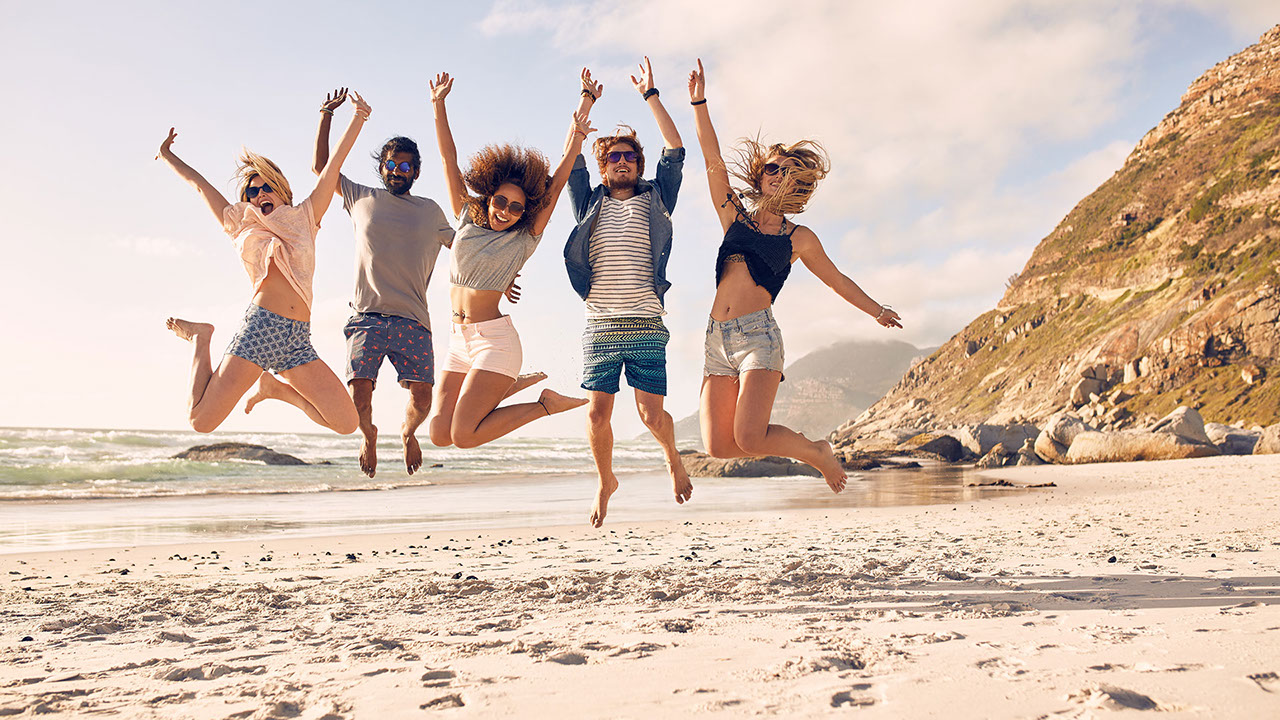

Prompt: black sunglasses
[607,151,638,164]
[491,194,525,216]
[245,183,275,199]
[384,160,414,173]
[763,162,798,177]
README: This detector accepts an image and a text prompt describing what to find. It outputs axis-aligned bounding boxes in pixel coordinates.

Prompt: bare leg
[450,370,587,449]
[733,369,847,493]
[245,360,359,435]
[586,391,619,528]
[427,371,466,447]
[349,379,377,477]
[402,381,432,474]
[636,389,692,505]
[700,375,750,459]
[505,372,547,398]
[167,318,262,433]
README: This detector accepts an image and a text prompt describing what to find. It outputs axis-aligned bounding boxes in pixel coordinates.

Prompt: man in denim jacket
[564,61,692,528]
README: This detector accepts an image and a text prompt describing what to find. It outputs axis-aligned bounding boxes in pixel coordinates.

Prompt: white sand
[2,455,1279,718]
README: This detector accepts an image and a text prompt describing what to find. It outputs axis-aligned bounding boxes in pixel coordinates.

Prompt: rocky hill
[835,25,1280,443]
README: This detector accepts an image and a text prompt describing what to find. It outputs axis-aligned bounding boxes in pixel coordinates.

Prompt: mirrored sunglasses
[384,160,414,173]
[607,151,638,164]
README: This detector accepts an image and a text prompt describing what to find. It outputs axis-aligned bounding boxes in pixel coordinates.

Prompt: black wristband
[580,88,596,102]
[690,99,707,106]
[643,87,659,100]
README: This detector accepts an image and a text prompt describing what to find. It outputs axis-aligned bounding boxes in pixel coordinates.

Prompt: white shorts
[442,316,523,379]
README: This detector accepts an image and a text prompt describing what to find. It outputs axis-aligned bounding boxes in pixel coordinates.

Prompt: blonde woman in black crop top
[688,59,903,494]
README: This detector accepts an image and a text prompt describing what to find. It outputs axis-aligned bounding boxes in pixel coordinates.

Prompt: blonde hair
[234,149,293,205]
[729,137,830,215]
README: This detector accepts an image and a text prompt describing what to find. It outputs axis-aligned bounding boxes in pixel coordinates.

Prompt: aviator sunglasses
[491,194,525,216]
[384,160,414,173]
[245,183,275,199]
[607,150,638,164]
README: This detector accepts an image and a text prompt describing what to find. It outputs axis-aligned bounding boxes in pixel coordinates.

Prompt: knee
[587,405,613,429]
[452,430,481,450]
[637,404,667,431]
[704,436,736,459]
[428,417,453,448]
[333,412,359,436]
[189,413,219,435]
[734,429,767,456]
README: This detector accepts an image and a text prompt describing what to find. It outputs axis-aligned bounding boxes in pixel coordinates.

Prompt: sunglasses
[491,194,525,216]
[763,162,798,177]
[607,151,638,164]
[384,160,414,174]
[245,183,275,199]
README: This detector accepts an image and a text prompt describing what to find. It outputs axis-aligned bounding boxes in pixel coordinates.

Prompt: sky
[0,1,1275,440]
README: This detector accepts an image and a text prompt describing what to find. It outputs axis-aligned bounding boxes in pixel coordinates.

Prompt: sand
[2,455,1279,718]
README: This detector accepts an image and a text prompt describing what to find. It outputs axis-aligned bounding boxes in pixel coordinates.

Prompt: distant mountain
[836,25,1280,443]
[670,339,934,447]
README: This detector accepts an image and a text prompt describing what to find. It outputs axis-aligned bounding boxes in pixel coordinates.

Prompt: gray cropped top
[448,211,542,292]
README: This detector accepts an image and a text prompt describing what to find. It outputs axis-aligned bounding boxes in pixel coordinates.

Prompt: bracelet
[319,108,334,115]
[690,99,706,106]
[580,89,597,102]
[354,112,369,120]
[643,87,659,100]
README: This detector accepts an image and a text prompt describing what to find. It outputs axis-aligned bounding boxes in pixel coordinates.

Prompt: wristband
[642,87,659,100]
[354,111,370,120]
[690,99,706,106]
[320,108,334,115]
[581,88,597,102]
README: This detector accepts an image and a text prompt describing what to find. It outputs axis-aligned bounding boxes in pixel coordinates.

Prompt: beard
[604,173,637,191]
[383,174,414,195]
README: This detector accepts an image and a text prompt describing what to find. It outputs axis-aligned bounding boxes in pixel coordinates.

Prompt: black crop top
[714,219,796,302]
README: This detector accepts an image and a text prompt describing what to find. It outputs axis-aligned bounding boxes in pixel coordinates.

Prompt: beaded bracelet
[581,89,597,102]
[643,87,659,100]
[319,108,334,115]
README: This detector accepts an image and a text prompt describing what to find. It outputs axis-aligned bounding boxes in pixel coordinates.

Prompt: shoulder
[789,223,820,251]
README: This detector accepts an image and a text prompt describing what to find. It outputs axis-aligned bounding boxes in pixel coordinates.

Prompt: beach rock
[1254,424,1280,455]
[899,433,965,462]
[1065,431,1221,464]
[1016,439,1045,466]
[1034,412,1093,463]
[173,442,307,466]
[1205,423,1261,455]
[679,451,821,478]
[1150,406,1213,445]
[975,443,1016,469]
[951,424,1039,457]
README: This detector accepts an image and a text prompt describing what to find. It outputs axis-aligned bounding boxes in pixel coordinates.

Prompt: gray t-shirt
[448,210,542,292]
[340,175,454,330]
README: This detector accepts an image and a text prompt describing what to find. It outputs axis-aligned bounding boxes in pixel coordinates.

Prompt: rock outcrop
[1065,432,1220,464]
[679,450,821,478]
[173,442,308,466]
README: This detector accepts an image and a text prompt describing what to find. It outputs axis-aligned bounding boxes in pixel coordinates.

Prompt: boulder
[1016,438,1045,466]
[975,443,1016,469]
[951,424,1039,457]
[1149,406,1213,445]
[1070,378,1107,407]
[1205,422,1261,455]
[1254,424,1280,455]
[679,451,820,478]
[1034,431,1070,464]
[173,442,308,466]
[1065,431,1221,464]
[899,433,965,463]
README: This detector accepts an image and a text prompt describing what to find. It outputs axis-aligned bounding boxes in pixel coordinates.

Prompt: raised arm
[156,128,232,227]
[430,73,469,219]
[688,59,735,232]
[574,67,603,129]
[530,111,596,237]
[631,56,681,150]
[793,228,903,329]
[311,87,347,183]
[308,91,369,219]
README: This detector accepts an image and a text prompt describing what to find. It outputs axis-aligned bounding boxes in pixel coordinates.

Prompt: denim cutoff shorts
[225,304,320,373]
[703,307,785,378]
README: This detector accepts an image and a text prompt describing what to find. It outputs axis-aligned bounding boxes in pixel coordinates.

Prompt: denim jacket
[563,146,685,305]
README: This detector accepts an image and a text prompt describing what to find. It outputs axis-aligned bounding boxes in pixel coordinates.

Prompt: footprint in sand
[831,687,876,708]
[422,669,457,688]
[1248,671,1279,693]
[421,693,465,709]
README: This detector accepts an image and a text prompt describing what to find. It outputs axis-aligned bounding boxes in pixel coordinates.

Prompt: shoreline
[3,455,1278,717]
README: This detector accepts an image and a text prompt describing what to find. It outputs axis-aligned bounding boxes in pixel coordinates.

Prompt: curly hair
[234,150,293,206]
[592,125,645,178]
[372,136,421,174]
[460,143,551,233]
[729,137,830,216]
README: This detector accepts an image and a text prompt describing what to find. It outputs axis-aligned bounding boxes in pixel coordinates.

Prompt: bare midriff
[450,286,505,324]
[710,260,774,322]
[252,260,310,321]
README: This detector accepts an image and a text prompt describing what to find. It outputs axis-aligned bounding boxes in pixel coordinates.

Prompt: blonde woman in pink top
[157,93,372,435]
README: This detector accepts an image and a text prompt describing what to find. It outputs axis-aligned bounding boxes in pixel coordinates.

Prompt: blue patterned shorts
[581,317,669,396]
[344,313,435,388]
[224,304,320,373]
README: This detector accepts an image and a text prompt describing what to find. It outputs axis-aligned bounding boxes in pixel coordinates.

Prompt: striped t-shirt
[585,193,664,318]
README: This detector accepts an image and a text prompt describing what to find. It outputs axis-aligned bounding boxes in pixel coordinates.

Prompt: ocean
[0,427,1002,553]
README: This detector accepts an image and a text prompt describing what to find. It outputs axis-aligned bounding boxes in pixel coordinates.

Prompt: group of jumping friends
[159,59,904,527]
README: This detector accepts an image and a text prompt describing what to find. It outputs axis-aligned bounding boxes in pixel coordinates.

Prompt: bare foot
[402,427,422,476]
[359,425,378,478]
[506,371,548,398]
[166,318,213,342]
[669,459,693,505]
[590,473,620,528]
[244,373,286,415]
[537,389,589,415]
[814,439,847,493]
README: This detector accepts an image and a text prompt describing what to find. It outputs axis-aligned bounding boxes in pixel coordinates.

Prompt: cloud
[107,234,207,257]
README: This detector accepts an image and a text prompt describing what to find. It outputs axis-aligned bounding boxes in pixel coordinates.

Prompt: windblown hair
[461,143,551,233]
[373,136,421,173]
[729,137,830,216]
[234,150,293,205]
[592,125,645,178]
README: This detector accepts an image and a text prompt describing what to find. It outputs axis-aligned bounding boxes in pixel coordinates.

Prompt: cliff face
[836,26,1280,441]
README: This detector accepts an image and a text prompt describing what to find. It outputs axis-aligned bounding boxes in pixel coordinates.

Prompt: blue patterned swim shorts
[344,313,435,388]
[581,317,669,396]
[224,304,320,373]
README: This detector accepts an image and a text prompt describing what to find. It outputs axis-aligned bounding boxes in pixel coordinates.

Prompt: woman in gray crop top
[689,59,904,495]
[426,71,594,450]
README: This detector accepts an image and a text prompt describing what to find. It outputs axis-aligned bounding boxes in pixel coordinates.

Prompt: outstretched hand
[631,56,656,95]
[876,306,903,329]
[350,90,371,117]
[321,87,348,112]
[156,127,177,160]
[571,110,597,140]
[688,58,706,103]
[430,73,453,103]
[580,67,603,100]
